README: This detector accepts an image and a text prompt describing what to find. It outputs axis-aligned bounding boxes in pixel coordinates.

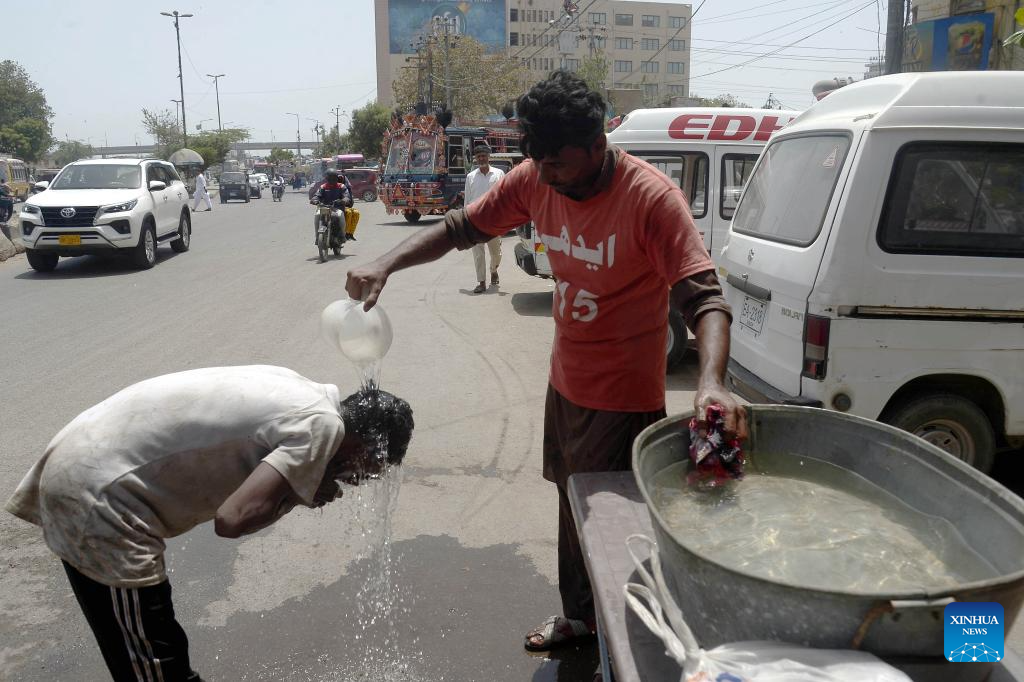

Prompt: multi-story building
[905,0,1024,71]
[374,0,692,109]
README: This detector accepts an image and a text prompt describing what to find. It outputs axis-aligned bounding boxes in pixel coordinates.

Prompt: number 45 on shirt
[556,281,598,322]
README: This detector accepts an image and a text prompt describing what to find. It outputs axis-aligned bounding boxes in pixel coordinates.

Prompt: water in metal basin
[651,454,997,593]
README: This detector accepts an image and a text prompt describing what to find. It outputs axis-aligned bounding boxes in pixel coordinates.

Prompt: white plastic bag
[623,535,913,682]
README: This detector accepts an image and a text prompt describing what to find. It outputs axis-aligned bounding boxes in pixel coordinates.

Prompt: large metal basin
[632,405,1024,660]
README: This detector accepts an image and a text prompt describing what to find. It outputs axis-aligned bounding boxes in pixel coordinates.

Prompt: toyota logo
[60,207,76,218]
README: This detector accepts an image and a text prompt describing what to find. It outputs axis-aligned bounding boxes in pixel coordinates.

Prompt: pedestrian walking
[192,171,213,212]
[464,143,505,293]
[6,365,414,682]
[345,70,747,662]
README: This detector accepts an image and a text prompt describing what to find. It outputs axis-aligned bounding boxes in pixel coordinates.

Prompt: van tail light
[801,314,830,380]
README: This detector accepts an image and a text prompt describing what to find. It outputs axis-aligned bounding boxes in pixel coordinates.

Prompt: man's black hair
[325,170,340,182]
[473,142,491,155]
[340,389,414,467]
[516,70,607,161]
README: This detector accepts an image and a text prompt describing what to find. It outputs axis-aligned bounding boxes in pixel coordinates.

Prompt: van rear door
[721,133,854,397]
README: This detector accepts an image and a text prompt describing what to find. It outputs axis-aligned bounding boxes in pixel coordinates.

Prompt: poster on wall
[903,12,994,71]
[389,0,507,54]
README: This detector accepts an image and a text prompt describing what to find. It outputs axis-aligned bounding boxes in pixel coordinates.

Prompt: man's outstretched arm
[215,463,299,538]
[345,212,492,310]
[671,270,748,441]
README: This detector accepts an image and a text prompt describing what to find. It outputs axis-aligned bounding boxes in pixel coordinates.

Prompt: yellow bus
[0,158,31,199]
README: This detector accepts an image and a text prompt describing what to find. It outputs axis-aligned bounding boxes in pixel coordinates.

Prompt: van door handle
[726,273,771,301]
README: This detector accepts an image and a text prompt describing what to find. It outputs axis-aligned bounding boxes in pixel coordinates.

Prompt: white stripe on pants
[192,190,213,211]
[472,237,502,282]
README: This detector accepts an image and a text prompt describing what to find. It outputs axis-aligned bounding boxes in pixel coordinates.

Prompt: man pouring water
[6,365,414,682]
[345,70,747,652]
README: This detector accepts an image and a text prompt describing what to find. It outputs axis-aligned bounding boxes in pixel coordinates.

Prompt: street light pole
[161,10,194,146]
[307,118,322,158]
[207,73,225,131]
[285,112,300,163]
[171,99,182,128]
[329,106,344,134]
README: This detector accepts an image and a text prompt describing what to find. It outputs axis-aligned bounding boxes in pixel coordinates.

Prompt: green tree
[576,52,610,95]
[690,93,752,108]
[189,128,249,170]
[0,60,54,162]
[392,36,529,119]
[141,108,183,160]
[268,147,295,164]
[347,102,391,160]
[52,140,96,167]
[321,127,350,157]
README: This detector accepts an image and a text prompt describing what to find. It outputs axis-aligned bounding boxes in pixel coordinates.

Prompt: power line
[183,81,374,96]
[698,0,856,24]
[518,0,601,64]
[693,38,879,52]
[691,0,876,80]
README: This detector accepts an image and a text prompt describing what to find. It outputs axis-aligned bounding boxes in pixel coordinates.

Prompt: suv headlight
[99,199,139,215]
[21,204,40,215]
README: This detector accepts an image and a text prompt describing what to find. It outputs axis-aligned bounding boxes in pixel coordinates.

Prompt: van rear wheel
[666,309,688,373]
[886,393,996,473]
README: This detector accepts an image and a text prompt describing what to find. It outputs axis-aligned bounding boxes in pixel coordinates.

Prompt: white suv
[19,158,191,272]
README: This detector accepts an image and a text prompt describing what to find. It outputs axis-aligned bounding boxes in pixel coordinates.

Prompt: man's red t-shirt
[465,151,712,412]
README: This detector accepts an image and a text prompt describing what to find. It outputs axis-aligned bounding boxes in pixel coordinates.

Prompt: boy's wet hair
[340,389,414,466]
[516,70,607,161]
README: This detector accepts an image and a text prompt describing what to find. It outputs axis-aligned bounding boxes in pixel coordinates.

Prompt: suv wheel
[132,222,157,269]
[362,190,376,202]
[886,393,996,472]
[171,211,191,253]
[26,249,59,273]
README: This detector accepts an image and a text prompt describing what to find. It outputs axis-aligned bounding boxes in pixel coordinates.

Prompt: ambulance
[512,107,798,370]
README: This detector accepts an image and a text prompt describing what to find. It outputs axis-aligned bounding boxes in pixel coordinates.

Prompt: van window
[720,153,758,220]
[629,152,709,218]
[879,143,1024,258]
[733,135,849,246]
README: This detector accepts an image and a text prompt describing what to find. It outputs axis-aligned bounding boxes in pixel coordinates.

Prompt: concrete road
[0,191,707,681]
[1,189,1021,681]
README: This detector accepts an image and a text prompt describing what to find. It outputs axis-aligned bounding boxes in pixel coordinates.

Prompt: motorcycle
[314,199,346,263]
[272,180,284,202]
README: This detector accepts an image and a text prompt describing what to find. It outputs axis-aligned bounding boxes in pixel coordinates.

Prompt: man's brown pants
[542,384,666,623]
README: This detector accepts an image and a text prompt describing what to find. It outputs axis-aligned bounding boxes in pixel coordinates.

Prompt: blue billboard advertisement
[389,0,507,54]
[903,12,995,71]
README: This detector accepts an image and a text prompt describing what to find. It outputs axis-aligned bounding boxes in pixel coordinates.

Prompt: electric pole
[207,73,225,131]
[171,99,182,129]
[330,106,343,134]
[160,11,194,146]
[884,0,905,74]
[285,112,301,163]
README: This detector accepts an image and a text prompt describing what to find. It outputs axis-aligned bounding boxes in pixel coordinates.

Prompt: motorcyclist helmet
[325,170,341,184]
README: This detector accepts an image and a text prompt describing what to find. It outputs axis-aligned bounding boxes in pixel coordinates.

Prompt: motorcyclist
[310,170,352,245]
[0,178,15,223]
[272,173,285,200]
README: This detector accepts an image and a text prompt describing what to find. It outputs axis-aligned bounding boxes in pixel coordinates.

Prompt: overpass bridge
[94,141,320,156]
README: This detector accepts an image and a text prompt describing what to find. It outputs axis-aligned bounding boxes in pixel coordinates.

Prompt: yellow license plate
[58,235,81,246]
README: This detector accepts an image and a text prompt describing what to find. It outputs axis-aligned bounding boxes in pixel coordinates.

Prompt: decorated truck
[379,113,520,223]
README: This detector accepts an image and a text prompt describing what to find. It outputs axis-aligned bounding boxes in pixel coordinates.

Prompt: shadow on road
[459,287,510,298]
[511,291,553,317]
[13,251,183,280]
[305,254,353,264]
[382,218,445,227]
[529,643,600,681]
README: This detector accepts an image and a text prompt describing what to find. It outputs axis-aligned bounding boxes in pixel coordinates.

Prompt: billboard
[903,13,995,72]
[389,0,507,54]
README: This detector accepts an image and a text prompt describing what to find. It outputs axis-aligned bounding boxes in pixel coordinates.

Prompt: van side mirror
[148,180,167,191]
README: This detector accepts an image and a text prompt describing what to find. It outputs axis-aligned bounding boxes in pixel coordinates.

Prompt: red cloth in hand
[688,404,744,487]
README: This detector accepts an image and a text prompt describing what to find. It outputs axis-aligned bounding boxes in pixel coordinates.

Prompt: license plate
[738,294,768,335]
[58,235,81,246]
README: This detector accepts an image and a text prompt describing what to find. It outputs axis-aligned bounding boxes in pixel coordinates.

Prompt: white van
[720,72,1024,472]
[512,107,797,369]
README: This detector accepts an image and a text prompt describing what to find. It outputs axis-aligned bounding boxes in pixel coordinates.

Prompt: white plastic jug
[320,299,394,367]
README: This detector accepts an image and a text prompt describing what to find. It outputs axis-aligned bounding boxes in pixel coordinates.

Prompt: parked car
[18,158,191,272]
[219,171,251,203]
[252,173,270,190]
[719,71,1024,473]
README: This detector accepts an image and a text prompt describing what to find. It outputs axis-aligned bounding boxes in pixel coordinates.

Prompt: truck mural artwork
[378,112,520,224]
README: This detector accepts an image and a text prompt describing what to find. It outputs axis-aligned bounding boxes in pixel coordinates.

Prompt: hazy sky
[5,0,884,147]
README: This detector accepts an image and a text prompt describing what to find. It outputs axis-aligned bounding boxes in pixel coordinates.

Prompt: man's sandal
[523,615,595,651]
